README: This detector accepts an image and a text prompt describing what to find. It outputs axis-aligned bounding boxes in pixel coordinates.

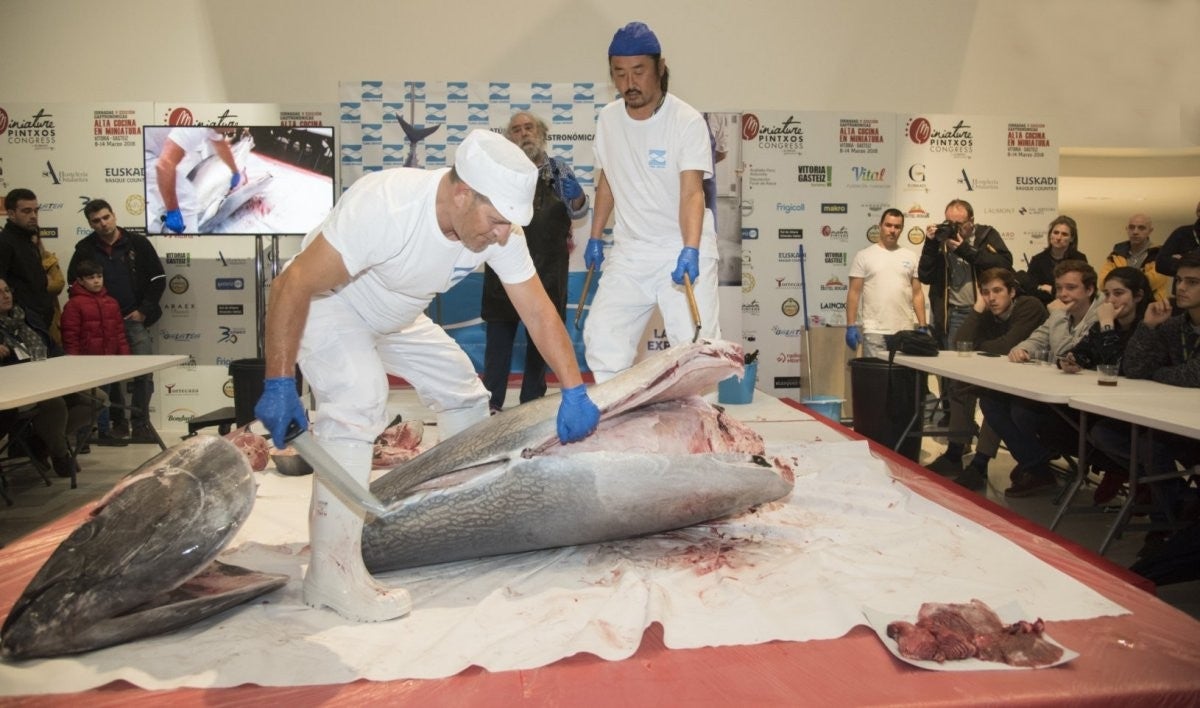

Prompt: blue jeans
[110,319,154,427]
[978,393,1053,467]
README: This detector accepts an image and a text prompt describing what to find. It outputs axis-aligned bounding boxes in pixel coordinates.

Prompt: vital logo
[796,165,832,186]
[215,277,245,290]
[866,225,881,242]
[778,228,803,239]
[850,167,887,183]
[821,203,848,214]
[217,304,243,316]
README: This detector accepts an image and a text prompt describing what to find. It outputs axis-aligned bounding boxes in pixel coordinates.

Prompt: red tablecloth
[2,402,1198,706]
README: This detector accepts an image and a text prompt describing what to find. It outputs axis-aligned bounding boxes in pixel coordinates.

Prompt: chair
[0,406,55,504]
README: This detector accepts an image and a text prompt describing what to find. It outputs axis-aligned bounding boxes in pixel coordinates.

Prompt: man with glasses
[1099,212,1170,301]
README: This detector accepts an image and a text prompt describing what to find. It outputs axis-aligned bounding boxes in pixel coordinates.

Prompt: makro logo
[796,165,831,186]
[168,274,189,294]
[777,251,803,263]
[778,228,803,240]
[821,225,850,242]
[215,277,245,290]
[776,202,805,214]
[821,203,848,214]
[165,252,190,266]
[217,304,243,316]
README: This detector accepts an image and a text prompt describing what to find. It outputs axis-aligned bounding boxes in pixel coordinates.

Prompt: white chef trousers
[299,295,489,444]
[583,249,720,383]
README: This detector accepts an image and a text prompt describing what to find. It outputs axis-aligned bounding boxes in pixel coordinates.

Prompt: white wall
[4,0,1197,149]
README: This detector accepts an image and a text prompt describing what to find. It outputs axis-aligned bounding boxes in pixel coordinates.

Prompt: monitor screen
[142,125,335,235]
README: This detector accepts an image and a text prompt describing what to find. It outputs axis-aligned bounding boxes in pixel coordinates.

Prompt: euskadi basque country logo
[906,117,974,155]
[1015,176,1057,191]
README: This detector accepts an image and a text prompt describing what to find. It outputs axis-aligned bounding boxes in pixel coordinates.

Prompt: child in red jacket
[61,259,131,356]
[61,259,128,446]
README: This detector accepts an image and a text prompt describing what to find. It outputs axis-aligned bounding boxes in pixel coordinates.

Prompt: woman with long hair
[1059,266,1151,373]
[1026,215,1087,305]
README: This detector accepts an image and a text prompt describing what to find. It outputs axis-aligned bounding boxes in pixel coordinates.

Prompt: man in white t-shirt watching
[255,129,600,624]
[845,208,928,358]
[582,21,720,382]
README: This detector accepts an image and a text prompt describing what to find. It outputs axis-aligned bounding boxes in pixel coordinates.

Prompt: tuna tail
[394,115,440,167]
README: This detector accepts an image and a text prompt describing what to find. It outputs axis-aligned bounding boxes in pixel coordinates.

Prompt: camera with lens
[933,220,961,242]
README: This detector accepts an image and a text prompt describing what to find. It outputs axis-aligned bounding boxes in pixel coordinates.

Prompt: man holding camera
[918,199,1013,348]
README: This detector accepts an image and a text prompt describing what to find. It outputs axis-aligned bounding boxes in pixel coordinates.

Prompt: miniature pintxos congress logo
[166,107,195,126]
[0,108,8,134]
[741,113,760,141]
[906,117,932,145]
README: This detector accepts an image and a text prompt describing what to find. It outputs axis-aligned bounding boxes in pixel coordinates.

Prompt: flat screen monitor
[142,125,335,235]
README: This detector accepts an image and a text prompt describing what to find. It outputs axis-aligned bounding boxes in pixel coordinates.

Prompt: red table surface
[2,402,1198,707]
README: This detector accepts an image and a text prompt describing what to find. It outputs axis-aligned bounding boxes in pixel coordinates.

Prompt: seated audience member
[1026,216,1087,306]
[1089,252,1200,514]
[1099,212,1171,302]
[0,278,98,478]
[1057,267,1152,503]
[1155,199,1200,278]
[928,268,1048,490]
[979,260,1103,498]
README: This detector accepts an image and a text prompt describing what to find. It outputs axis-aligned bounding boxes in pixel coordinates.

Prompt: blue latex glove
[557,171,583,202]
[254,377,307,448]
[845,324,861,350]
[584,238,605,270]
[230,172,241,190]
[557,384,600,444]
[163,209,185,234]
[671,246,700,286]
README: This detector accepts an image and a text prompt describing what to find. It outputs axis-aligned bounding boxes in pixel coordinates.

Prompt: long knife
[682,272,702,343]
[283,423,390,517]
[574,263,596,330]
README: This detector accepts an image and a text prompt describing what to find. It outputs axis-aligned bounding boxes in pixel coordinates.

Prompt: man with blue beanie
[583,21,721,382]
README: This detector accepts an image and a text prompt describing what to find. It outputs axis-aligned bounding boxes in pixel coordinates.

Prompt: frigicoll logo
[741,114,760,141]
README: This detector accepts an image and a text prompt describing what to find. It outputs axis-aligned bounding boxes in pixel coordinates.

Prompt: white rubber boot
[436,399,490,441]
[303,439,411,622]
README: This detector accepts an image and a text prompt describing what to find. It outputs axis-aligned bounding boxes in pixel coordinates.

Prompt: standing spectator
[980,260,1103,497]
[68,199,166,443]
[929,268,1047,489]
[1026,215,1087,306]
[1099,213,1170,301]
[845,208,928,359]
[481,111,588,413]
[583,21,720,383]
[1156,199,1200,278]
[60,259,130,448]
[918,198,1013,349]
[32,231,66,347]
[0,189,55,329]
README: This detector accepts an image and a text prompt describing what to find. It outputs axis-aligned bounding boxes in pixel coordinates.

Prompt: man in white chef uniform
[255,129,601,622]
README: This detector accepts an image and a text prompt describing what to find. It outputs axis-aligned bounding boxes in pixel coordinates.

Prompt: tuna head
[1,436,274,660]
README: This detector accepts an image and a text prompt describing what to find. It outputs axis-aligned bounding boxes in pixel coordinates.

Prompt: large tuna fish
[188,133,273,232]
[363,340,794,572]
[0,436,287,660]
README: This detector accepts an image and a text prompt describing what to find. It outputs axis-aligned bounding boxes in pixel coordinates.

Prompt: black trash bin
[228,358,303,427]
[848,357,923,461]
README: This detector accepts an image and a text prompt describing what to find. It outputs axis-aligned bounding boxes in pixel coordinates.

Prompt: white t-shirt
[594,93,717,258]
[303,167,536,333]
[848,243,920,334]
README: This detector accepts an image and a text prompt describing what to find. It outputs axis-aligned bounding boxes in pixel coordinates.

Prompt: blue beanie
[608,22,661,56]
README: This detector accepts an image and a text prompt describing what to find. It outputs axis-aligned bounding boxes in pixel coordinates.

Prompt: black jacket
[0,220,54,327]
[68,228,166,326]
[1026,248,1087,305]
[918,223,1013,340]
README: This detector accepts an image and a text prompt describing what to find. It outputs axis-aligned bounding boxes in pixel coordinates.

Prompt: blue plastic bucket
[803,395,844,421]
[717,361,758,405]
